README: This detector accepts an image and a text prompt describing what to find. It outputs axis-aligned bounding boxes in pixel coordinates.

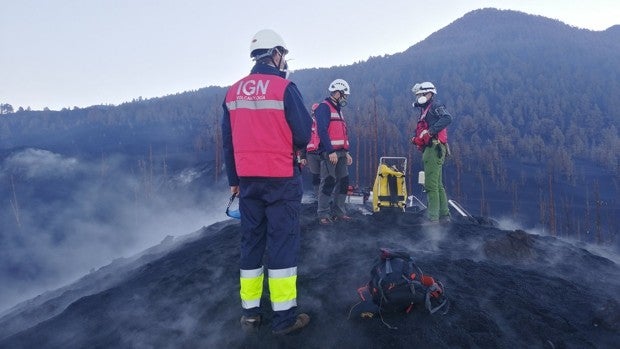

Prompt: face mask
[338,94,348,107]
[416,95,428,105]
[278,60,289,79]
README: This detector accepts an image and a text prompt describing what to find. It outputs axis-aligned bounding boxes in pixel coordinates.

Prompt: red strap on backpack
[412,104,433,151]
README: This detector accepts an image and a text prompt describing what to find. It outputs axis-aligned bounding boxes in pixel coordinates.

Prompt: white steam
[0,148,230,312]
[3,148,79,178]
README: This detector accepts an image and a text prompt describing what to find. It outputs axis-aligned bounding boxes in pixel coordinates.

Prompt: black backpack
[368,248,447,315]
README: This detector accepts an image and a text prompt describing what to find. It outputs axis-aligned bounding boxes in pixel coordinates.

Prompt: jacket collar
[250,63,282,76]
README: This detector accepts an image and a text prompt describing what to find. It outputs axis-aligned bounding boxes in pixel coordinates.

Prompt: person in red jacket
[221,29,312,335]
[315,79,353,225]
[299,103,321,201]
[411,81,452,224]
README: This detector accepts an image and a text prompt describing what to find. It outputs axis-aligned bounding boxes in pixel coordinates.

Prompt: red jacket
[325,101,349,150]
[306,115,320,152]
[225,74,294,177]
[413,102,449,151]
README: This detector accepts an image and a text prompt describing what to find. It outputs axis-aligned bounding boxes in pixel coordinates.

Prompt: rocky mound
[0,204,618,348]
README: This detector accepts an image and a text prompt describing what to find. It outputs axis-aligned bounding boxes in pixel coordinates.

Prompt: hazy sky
[1,0,618,111]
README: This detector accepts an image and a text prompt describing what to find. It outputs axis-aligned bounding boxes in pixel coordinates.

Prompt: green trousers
[422,141,450,221]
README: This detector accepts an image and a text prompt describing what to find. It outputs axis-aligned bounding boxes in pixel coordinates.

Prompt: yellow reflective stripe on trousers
[240,267,264,309]
[268,267,297,311]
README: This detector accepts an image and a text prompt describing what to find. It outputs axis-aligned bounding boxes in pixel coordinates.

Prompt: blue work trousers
[239,175,302,330]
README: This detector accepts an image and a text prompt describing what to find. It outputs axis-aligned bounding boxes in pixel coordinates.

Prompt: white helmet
[415,81,436,95]
[250,29,288,58]
[411,83,421,95]
[328,79,350,95]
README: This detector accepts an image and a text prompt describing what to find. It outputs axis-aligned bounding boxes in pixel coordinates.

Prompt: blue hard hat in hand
[226,193,241,219]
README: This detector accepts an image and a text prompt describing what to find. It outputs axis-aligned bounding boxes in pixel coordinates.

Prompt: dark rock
[1,205,618,348]
[483,229,537,263]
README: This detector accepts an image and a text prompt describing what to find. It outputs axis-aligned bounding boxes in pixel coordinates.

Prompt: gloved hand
[230,185,239,195]
[418,129,432,145]
[328,152,338,164]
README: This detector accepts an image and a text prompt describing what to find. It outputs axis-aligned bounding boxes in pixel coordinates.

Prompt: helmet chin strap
[270,48,289,78]
[280,61,289,79]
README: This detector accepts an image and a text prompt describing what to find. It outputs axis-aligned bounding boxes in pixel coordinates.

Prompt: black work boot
[272,313,310,335]
[240,315,261,333]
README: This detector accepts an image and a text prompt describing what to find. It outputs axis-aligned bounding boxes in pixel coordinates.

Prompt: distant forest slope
[1,8,618,243]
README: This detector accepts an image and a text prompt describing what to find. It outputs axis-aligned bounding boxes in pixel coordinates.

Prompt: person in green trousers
[411,82,452,223]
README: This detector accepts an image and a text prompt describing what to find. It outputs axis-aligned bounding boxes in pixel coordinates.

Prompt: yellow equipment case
[372,157,408,212]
